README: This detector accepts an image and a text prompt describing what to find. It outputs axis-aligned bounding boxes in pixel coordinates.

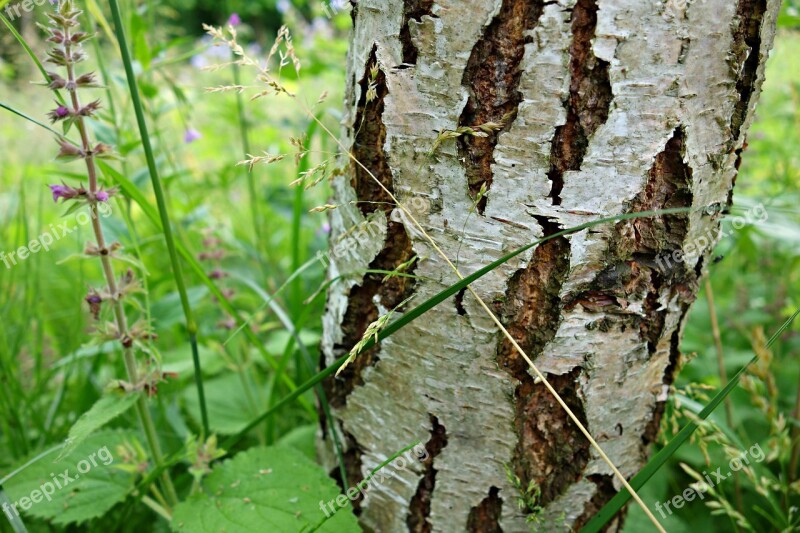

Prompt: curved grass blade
[0,485,27,533]
[580,309,800,533]
[236,276,348,491]
[224,207,697,448]
[108,0,208,436]
[0,102,73,140]
[97,162,312,413]
[0,12,66,107]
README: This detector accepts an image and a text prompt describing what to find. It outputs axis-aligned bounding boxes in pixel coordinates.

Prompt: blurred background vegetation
[0,1,798,531]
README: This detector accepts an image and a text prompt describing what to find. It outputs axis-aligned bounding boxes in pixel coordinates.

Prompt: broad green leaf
[276,425,318,461]
[57,392,141,460]
[184,373,263,435]
[171,446,359,533]
[4,431,139,526]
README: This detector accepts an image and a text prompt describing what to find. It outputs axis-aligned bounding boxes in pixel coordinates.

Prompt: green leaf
[171,446,359,533]
[4,431,139,526]
[183,374,262,436]
[580,309,799,533]
[57,392,141,460]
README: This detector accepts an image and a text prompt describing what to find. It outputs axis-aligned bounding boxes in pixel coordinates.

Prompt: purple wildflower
[184,128,202,144]
[49,184,71,202]
[96,190,109,202]
[48,104,70,123]
[227,13,241,26]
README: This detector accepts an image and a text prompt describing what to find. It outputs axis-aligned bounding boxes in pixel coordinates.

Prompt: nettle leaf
[57,391,141,460]
[171,446,359,533]
[4,430,139,526]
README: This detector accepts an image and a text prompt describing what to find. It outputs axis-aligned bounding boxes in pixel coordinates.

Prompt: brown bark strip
[458,0,545,214]
[466,487,503,533]
[324,48,417,408]
[407,416,448,533]
[547,0,613,206]
[495,235,589,506]
[400,0,437,65]
[730,0,766,141]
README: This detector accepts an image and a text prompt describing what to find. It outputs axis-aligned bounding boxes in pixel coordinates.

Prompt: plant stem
[108,0,209,438]
[61,22,179,508]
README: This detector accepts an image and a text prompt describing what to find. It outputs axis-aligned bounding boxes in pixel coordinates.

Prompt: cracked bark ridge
[458,0,545,214]
[407,416,448,533]
[466,487,503,533]
[324,48,417,408]
[547,0,613,206]
[495,236,588,506]
[400,0,436,65]
[730,0,766,141]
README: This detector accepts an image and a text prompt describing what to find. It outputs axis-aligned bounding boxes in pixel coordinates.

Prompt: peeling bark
[320,0,779,530]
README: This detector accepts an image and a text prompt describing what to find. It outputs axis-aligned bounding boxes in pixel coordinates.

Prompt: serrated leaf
[57,392,141,460]
[172,446,359,533]
[4,431,139,526]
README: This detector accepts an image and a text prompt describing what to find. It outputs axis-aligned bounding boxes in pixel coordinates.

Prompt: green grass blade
[97,162,311,413]
[0,12,66,107]
[0,101,73,140]
[107,0,209,437]
[224,207,697,448]
[580,309,800,533]
[0,484,27,533]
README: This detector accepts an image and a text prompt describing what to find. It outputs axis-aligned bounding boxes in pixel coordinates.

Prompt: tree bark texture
[318,0,779,531]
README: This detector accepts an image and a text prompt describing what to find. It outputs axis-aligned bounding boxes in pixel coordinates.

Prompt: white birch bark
[319,0,779,530]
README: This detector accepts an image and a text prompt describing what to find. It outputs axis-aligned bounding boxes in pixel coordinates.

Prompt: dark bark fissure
[565,128,697,459]
[492,234,589,513]
[467,487,503,533]
[547,0,613,206]
[458,0,545,214]
[324,47,417,410]
[407,415,448,533]
[328,434,367,514]
[574,474,622,531]
[400,0,437,65]
[730,0,766,141]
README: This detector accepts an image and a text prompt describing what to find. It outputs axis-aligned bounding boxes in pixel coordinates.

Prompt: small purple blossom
[49,184,71,202]
[96,190,109,202]
[227,13,241,26]
[184,128,202,144]
[48,104,71,123]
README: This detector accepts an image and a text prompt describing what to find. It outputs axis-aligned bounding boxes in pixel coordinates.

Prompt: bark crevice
[730,0,766,141]
[325,48,417,408]
[496,235,588,506]
[458,0,545,214]
[547,0,613,206]
[407,415,448,533]
[466,486,503,532]
[400,0,437,65]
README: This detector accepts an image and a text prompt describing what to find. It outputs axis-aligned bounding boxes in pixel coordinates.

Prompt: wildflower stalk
[107,0,210,437]
[44,0,178,507]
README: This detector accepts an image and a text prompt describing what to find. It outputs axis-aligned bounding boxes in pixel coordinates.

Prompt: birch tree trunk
[319,0,779,530]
